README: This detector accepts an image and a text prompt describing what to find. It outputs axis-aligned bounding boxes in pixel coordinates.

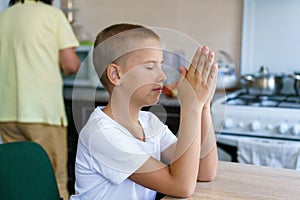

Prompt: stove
[212,89,300,141]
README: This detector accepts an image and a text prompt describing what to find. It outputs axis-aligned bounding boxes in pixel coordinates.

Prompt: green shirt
[0,0,79,126]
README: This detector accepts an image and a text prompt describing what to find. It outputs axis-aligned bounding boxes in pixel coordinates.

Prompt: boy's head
[93,23,163,92]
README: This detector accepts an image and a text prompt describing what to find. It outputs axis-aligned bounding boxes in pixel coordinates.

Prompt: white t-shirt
[70,107,177,200]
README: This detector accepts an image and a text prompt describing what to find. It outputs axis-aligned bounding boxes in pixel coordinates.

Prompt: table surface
[163,161,300,200]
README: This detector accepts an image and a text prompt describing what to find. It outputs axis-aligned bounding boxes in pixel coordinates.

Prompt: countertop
[63,86,110,102]
[64,86,180,107]
[163,161,300,200]
[63,86,226,107]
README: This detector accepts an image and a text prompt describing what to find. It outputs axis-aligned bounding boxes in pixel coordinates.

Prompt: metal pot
[288,72,300,95]
[241,66,285,95]
[217,63,238,89]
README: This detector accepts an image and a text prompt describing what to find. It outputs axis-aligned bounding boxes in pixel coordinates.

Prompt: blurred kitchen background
[1,0,300,195]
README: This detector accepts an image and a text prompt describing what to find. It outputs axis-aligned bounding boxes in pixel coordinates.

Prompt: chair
[0,141,62,200]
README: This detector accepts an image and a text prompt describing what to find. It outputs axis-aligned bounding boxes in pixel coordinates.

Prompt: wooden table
[163,161,300,200]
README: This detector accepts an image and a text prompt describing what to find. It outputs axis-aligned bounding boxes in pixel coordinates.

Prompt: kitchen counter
[63,86,180,106]
[63,86,109,102]
[63,86,227,106]
[163,161,300,200]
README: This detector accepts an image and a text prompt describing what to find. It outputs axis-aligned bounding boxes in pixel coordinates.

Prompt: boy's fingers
[207,63,218,90]
[196,46,209,75]
[188,47,201,77]
[202,51,215,81]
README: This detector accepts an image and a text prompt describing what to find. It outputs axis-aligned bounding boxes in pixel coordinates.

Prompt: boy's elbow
[197,169,217,182]
[172,181,196,198]
[197,159,218,182]
[182,183,196,198]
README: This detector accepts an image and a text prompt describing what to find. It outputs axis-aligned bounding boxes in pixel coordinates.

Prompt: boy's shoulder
[80,107,163,136]
[83,106,113,129]
[89,107,158,123]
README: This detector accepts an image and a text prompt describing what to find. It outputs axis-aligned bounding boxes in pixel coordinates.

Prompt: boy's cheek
[122,68,156,90]
[122,77,155,94]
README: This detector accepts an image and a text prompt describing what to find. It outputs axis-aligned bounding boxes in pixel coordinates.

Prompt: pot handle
[288,74,300,80]
[241,75,255,82]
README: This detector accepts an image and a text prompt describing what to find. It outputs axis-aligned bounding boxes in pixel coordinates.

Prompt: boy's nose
[158,68,167,83]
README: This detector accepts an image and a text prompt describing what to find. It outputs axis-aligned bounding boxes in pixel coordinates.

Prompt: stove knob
[238,122,245,128]
[250,121,261,131]
[266,124,274,131]
[278,123,289,134]
[224,118,233,129]
[291,125,300,135]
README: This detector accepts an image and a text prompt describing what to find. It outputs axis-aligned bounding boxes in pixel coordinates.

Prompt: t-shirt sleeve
[87,121,150,185]
[56,10,79,49]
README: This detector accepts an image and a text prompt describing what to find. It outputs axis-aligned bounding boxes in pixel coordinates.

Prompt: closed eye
[144,63,155,70]
[143,60,163,70]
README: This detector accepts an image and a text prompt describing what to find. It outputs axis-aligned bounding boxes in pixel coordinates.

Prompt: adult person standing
[0,0,80,199]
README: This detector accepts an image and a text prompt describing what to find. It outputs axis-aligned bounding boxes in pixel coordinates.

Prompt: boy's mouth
[153,87,163,93]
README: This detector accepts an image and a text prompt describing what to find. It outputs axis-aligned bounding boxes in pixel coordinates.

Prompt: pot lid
[247,66,285,78]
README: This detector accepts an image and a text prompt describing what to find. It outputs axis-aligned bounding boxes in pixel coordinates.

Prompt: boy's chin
[143,98,160,107]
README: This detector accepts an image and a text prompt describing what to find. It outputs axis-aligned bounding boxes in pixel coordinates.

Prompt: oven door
[216,132,300,170]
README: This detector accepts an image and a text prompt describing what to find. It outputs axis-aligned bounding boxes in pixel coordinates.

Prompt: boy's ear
[106,63,122,86]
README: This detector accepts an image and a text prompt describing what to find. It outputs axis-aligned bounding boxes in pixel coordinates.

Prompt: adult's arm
[59,47,80,75]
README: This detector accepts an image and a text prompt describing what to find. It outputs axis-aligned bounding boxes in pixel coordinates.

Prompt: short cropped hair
[9,0,52,6]
[92,23,160,90]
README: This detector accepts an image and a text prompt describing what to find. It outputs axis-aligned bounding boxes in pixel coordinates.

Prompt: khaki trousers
[0,122,69,200]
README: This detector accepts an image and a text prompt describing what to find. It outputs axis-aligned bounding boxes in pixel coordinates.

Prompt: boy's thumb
[178,66,187,84]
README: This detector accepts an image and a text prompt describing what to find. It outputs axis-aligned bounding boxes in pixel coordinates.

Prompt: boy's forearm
[197,105,218,181]
[169,104,202,191]
[200,106,215,146]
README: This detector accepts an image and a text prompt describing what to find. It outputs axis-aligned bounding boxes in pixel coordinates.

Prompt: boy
[70,23,218,200]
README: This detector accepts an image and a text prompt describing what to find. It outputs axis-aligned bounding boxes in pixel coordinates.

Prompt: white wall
[0,0,9,12]
[241,0,300,74]
[73,0,243,75]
